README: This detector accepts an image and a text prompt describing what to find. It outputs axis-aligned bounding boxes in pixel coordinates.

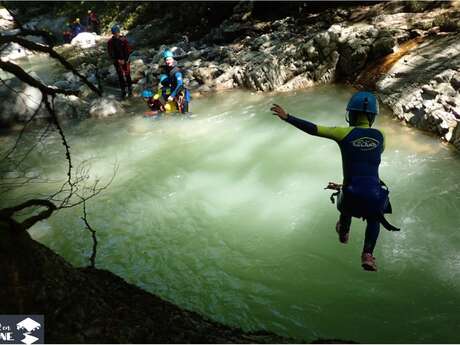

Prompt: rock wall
[376,34,460,149]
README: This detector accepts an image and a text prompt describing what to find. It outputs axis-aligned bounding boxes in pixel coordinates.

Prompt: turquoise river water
[2,85,460,343]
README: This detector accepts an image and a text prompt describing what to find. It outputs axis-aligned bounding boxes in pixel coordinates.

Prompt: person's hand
[167,96,174,102]
[270,104,288,120]
[144,110,158,116]
[117,59,124,65]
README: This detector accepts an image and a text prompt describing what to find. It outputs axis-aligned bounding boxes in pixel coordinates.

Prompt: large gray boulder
[70,32,100,49]
[0,73,46,125]
[0,42,32,60]
[88,96,124,118]
[0,8,14,31]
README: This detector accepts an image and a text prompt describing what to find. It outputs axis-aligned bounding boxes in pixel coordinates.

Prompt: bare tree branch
[53,162,119,209]
[0,35,102,96]
[10,121,52,170]
[1,3,56,46]
[0,19,115,238]
[0,198,56,231]
[43,94,74,202]
[0,98,45,163]
[81,200,98,268]
[0,59,78,96]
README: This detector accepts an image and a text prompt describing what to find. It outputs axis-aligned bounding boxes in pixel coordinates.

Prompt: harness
[167,65,190,113]
[325,181,400,231]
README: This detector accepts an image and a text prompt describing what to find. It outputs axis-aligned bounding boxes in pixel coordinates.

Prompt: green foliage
[7,1,236,41]
[406,0,430,13]
[433,14,459,32]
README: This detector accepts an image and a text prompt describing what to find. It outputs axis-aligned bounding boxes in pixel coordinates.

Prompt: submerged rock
[89,96,123,118]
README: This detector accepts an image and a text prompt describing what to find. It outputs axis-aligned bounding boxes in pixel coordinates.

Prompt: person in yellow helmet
[71,18,84,36]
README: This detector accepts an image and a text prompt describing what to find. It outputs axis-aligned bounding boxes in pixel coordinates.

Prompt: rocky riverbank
[2,2,459,149]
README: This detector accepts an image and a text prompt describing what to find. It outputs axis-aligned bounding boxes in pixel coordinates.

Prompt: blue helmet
[347,91,379,115]
[159,74,168,83]
[142,90,153,98]
[346,91,379,125]
[111,25,120,34]
[162,50,173,59]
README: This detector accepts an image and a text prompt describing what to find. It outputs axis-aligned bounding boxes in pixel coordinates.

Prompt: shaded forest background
[8,1,446,44]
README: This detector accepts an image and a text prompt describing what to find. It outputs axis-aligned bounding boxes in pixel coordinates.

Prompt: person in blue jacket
[161,50,190,113]
[271,91,398,272]
[71,18,84,37]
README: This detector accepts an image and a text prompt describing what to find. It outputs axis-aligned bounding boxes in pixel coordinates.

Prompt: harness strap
[324,181,400,231]
[379,214,400,231]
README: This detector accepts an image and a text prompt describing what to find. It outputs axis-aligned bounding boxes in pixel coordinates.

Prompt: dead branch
[43,94,75,206]
[0,21,115,236]
[0,98,46,163]
[81,200,98,268]
[1,3,56,46]
[51,161,119,210]
[0,59,78,96]
[0,199,57,231]
[0,35,101,96]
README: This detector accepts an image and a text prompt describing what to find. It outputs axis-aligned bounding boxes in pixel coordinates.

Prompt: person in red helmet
[86,10,100,34]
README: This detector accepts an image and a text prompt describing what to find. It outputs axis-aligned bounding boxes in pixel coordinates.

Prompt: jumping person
[270,92,398,272]
[107,25,133,99]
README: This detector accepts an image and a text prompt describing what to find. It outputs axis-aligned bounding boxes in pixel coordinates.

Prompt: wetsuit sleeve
[285,114,318,135]
[316,125,351,142]
[285,114,350,142]
[170,72,183,98]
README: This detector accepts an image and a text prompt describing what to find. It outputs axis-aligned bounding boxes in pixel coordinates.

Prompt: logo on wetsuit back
[351,137,379,151]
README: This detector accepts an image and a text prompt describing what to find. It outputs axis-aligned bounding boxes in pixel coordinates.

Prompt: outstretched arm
[271,103,318,136]
[270,104,349,142]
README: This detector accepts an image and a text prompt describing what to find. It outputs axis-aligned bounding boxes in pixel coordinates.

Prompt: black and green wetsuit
[284,113,388,254]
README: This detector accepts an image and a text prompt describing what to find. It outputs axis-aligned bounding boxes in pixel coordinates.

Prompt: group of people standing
[107,25,190,113]
[63,10,100,43]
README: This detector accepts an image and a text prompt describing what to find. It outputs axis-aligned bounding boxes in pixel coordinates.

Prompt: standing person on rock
[86,10,100,34]
[107,25,133,99]
[71,18,84,37]
[161,49,190,113]
[270,92,399,272]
